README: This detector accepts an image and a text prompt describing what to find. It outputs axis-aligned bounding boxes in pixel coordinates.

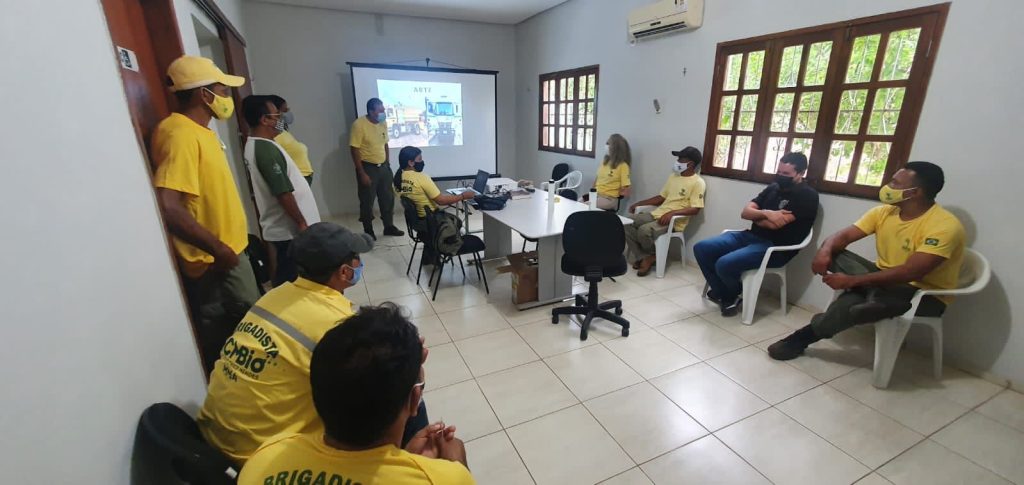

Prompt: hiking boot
[636,256,656,277]
[383,226,405,237]
[767,325,822,360]
[720,296,742,317]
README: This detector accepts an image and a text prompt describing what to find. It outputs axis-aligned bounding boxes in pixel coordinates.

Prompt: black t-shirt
[749,182,819,246]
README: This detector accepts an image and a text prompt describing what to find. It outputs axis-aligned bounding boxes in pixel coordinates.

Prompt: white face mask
[672,161,689,174]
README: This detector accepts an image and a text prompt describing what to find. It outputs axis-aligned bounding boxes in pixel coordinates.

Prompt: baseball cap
[290,223,375,275]
[671,146,703,165]
[166,55,245,92]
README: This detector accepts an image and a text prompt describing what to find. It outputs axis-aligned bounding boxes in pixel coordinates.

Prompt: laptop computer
[447,170,490,196]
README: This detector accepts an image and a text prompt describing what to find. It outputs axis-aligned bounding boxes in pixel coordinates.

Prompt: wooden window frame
[702,3,949,199]
[538,65,600,158]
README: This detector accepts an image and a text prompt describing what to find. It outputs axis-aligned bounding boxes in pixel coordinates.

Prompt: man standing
[626,147,706,277]
[152,55,259,372]
[350,97,404,240]
[242,95,321,286]
[267,95,315,185]
[768,162,963,360]
[693,152,818,316]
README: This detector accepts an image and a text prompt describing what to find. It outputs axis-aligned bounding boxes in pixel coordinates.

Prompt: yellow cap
[166,55,245,92]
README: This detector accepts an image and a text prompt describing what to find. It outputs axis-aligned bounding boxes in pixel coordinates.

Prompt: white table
[482,191,632,310]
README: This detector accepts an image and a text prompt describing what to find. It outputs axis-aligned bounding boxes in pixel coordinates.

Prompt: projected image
[377,79,463,147]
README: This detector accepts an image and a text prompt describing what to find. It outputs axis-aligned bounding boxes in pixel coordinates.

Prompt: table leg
[537,235,573,303]
[483,215,512,260]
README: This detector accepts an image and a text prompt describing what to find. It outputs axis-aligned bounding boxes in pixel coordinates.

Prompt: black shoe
[383,226,405,237]
[705,289,722,305]
[767,325,821,360]
[720,297,741,317]
[363,227,377,241]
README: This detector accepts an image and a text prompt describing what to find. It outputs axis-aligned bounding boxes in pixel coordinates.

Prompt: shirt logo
[925,238,940,246]
[678,188,687,197]
[902,238,912,252]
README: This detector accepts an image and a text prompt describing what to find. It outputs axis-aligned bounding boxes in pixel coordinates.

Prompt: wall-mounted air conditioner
[628,0,704,40]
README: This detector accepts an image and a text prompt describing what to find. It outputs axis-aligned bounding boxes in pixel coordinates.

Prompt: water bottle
[547,179,556,219]
[589,189,598,210]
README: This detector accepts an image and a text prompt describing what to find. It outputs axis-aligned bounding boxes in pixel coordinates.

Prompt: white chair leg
[679,237,687,269]
[779,272,788,316]
[741,272,763,326]
[655,235,669,278]
[931,323,943,379]
[872,319,913,389]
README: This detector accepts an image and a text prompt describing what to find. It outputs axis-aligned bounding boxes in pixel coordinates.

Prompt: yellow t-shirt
[854,204,965,304]
[197,278,355,464]
[349,116,389,164]
[595,161,631,198]
[274,130,314,177]
[152,113,248,278]
[651,174,706,231]
[238,434,476,485]
[400,170,442,218]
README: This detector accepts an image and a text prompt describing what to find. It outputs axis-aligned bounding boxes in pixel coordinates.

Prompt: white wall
[0,0,208,483]
[243,2,517,218]
[516,0,1024,385]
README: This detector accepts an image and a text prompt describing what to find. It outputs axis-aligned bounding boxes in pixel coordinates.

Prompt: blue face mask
[414,160,425,172]
[376,112,386,123]
[344,262,364,285]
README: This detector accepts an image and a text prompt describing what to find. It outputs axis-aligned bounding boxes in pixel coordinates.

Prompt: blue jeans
[693,231,798,302]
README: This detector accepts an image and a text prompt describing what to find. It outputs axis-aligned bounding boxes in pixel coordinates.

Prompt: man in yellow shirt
[151,55,260,371]
[238,304,475,485]
[394,146,475,219]
[626,147,706,276]
[268,95,315,185]
[197,222,373,464]
[350,97,404,240]
[769,162,965,360]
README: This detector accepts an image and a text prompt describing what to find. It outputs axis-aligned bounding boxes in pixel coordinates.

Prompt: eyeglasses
[413,380,425,392]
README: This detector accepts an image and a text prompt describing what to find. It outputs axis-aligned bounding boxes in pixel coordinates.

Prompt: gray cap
[289,222,375,274]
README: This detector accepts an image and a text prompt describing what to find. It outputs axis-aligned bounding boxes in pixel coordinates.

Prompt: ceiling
[251,0,570,25]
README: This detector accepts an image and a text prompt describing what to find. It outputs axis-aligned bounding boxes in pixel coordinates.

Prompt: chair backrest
[399,197,423,239]
[956,248,991,294]
[551,163,570,184]
[558,188,579,201]
[562,170,583,190]
[562,211,625,270]
[137,402,238,485]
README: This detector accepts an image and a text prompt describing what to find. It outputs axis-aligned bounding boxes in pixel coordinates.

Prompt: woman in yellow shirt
[392,146,474,221]
[588,133,633,210]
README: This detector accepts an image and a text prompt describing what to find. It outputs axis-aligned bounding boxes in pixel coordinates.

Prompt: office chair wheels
[614,307,623,316]
[552,315,559,324]
[621,328,629,337]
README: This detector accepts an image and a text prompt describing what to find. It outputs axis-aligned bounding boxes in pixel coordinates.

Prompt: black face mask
[413,161,425,172]
[774,174,795,189]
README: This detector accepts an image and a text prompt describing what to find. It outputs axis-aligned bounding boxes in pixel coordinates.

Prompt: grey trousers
[811,250,946,338]
[183,254,260,374]
[358,161,396,228]
[624,212,669,261]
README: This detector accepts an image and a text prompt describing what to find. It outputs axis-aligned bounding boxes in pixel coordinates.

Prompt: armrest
[635,205,656,214]
[667,215,688,235]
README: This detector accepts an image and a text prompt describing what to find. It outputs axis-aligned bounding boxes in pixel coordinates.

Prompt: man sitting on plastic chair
[694,152,818,317]
[768,161,965,361]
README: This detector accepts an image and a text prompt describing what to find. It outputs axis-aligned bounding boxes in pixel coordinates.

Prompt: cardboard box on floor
[497,251,538,304]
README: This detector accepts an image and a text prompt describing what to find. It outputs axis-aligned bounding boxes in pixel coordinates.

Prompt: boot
[363,224,376,241]
[767,325,821,360]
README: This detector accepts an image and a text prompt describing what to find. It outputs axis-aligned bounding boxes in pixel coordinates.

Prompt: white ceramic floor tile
[515,319,601,358]
[656,316,747,360]
[387,292,435,319]
[585,382,707,463]
[455,328,539,377]
[662,284,718,315]
[701,311,792,344]
[829,368,970,435]
[545,345,643,401]
[777,385,923,468]
[477,361,579,427]
[630,272,693,294]
[620,294,694,327]
[717,409,870,485]
[651,363,768,431]
[507,405,634,485]
[932,412,1024,483]
[600,468,653,485]
[757,304,817,330]
[977,389,1024,433]
[493,300,562,327]
[365,276,423,301]
[755,331,872,382]
[423,380,501,442]
[437,304,511,341]
[708,346,820,404]
[410,314,451,348]
[423,342,473,390]
[853,473,893,485]
[428,283,490,314]
[582,311,651,342]
[464,431,534,485]
[642,435,770,485]
[600,279,649,301]
[878,440,1011,485]
[603,329,700,379]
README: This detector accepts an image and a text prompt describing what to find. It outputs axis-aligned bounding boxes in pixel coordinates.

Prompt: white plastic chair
[831,248,990,389]
[635,205,688,278]
[702,229,814,325]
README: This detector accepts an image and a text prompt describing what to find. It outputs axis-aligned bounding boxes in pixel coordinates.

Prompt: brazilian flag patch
[925,238,940,246]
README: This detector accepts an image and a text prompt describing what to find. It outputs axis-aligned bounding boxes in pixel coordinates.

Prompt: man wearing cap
[152,55,259,371]
[197,222,375,464]
[350,97,404,240]
[626,147,706,277]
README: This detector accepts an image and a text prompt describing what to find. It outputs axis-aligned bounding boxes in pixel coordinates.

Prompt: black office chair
[136,402,238,485]
[400,197,427,278]
[551,162,570,183]
[552,211,630,340]
[421,208,490,300]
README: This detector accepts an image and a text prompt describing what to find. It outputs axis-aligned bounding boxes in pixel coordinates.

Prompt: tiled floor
[330,213,1024,485]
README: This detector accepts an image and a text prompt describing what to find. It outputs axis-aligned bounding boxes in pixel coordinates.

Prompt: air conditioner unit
[628,0,704,40]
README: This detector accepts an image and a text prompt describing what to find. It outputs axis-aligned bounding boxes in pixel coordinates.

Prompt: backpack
[474,194,507,211]
[425,209,463,256]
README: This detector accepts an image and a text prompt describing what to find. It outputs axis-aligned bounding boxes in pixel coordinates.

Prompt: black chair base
[552,281,629,341]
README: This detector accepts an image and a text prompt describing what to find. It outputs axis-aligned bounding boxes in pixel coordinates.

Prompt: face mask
[672,161,689,174]
[879,184,917,205]
[203,88,234,120]
[272,116,286,133]
[413,161,425,172]
[774,174,795,189]
[376,112,386,123]
[343,262,364,285]
[282,111,295,129]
